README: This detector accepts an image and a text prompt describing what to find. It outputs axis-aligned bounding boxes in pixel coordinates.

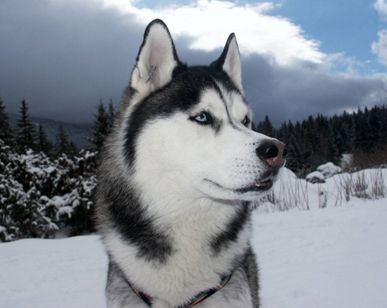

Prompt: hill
[8,113,92,149]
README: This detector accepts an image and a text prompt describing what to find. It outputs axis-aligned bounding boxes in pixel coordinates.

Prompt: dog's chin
[201,177,276,202]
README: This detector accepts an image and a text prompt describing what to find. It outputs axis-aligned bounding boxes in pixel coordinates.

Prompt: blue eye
[242,115,250,127]
[191,111,213,125]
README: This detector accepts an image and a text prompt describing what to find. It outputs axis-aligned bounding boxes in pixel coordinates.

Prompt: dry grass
[255,168,386,213]
[255,175,310,212]
[334,169,385,202]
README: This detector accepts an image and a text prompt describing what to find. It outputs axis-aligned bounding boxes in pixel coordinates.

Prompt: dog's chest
[106,203,251,305]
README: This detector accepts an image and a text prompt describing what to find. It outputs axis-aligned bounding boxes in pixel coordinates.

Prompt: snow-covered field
[1,169,387,308]
[253,200,387,308]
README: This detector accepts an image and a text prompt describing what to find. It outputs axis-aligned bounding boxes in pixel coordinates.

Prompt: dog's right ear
[130,19,180,98]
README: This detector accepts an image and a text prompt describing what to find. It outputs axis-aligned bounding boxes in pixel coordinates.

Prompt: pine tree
[69,141,77,156]
[0,98,13,145]
[301,116,316,165]
[91,100,110,151]
[378,105,387,146]
[55,125,76,156]
[326,124,340,164]
[342,111,355,152]
[256,115,274,137]
[368,107,381,150]
[353,108,370,152]
[16,99,36,152]
[37,125,53,154]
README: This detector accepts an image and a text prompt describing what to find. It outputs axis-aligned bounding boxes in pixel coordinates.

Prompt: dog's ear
[130,19,180,97]
[212,34,243,93]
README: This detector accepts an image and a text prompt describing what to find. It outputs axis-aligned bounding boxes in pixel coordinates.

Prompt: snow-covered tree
[0,139,98,242]
[0,141,57,240]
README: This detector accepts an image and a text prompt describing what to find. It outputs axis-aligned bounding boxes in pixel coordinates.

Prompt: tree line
[0,97,116,156]
[2,96,387,176]
[255,104,387,176]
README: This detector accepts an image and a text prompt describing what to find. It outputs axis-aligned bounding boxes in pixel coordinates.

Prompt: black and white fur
[96,19,283,308]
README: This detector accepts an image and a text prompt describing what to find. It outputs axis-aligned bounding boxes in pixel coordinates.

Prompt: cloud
[374,0,387,19]
[0,0,386,125]
[373,1,387,67]
[0,0,144,122]
[372,30,387,66]
[241,54,387,123]
[101,0,325,65]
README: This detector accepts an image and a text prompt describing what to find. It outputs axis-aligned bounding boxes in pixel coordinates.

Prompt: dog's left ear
[212,33,243,93]
[130,19,181,97]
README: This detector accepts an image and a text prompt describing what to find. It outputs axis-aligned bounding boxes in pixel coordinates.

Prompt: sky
[1,0,387,124]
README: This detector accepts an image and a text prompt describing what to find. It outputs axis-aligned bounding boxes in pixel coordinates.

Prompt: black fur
[211,204,250,255]
[101,178,173,263]
[241,247,260,306]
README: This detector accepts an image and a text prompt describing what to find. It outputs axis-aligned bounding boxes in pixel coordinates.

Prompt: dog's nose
[256,140,286,168]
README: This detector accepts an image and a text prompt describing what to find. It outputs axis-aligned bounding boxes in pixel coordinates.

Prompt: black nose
[256,142,278,159]
[256,140,286,168]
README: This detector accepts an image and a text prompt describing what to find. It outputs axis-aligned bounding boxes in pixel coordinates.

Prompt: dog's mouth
[204,176,275,195]
[254,178,273,190]
[235,177,274,193]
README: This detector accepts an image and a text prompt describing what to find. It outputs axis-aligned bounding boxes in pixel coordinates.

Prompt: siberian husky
[96,19,285,308]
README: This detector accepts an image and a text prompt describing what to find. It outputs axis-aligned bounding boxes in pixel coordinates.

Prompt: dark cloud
[1,0,386,124]
[0,0,143,122]
[241,56,387,124]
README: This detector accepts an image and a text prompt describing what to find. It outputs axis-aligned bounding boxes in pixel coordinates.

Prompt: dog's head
[120,19,286,202]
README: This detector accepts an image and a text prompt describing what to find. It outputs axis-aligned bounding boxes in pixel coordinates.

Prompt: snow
[44,166,57,174]
[317,162,342,177]
[1,200,387,307]
[253,200,387,308]
[279,167,297,179]
[1,168,387,308]
[306,171,325,183]
[340,153,353,169]
[306,162,342,183]
[0,236,107,308]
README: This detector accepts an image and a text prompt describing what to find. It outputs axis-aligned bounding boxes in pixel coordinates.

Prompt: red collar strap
[127,273,233,308]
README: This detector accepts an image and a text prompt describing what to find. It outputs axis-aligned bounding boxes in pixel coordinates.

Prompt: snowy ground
[252,199,387,308]
[1,170,387,308]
